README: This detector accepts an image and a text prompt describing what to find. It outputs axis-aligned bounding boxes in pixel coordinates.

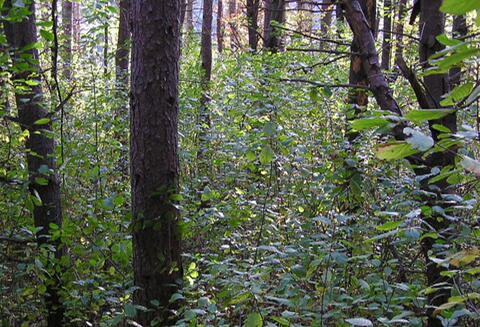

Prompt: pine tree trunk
[115,0,130,85]
[186,0,194,32]
[130,0,183,324]
[3,1,65,325]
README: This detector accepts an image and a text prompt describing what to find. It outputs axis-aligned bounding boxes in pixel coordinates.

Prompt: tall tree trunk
[62,1,73,79]
[130,0,183,325]
[217,0,224,52]
[246,0,259,52]
[419,2,455,326]
[228,0,239,49]
[381,0,392,70]
[181,0,187,29]
[103,24,109,76]
[3,0,65,325]
[115,0,130,85]
[186,0,194,32]
[72,1,80,48]
[393,0,407,64]
[198,0,213,160]
[263,0,285,52]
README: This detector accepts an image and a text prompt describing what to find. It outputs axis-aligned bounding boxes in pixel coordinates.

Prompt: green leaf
[438,48,480,70]
[246,151,256,161]
[346,318,373,326]
[376,221,402,231]
[440,0,480,15]
[244,313,263,327]
[124,304,136,318]
[375,142,419,160]
[436,34,462,46]
[259,145,274,165]
[35,177,48,186]
[33,118,50,125]
[39,29,54,41]
[270,316,290,325]
[351,118,389,131]
[405,109,454,123]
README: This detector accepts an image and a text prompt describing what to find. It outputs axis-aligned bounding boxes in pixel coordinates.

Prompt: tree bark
[3,0,65,325]
[246,0,259,52]
[72,1,80,48]
[217,0,224,52]
[263,0,285,52]
[62,1,73,79]
[130,0,183,325]
[393,0,407,64]
[320,1,333,49]
[381,0,392,70]
[115,0,131,85]
[198,0,213,160]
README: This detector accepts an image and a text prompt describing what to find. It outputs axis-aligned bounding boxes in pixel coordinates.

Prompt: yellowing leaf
[375,142,420,160]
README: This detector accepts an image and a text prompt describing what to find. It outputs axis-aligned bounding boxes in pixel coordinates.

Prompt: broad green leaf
[441,82,474,106]
[39,29,54,41]
[376,221,402,231]
[351,118,389,131]
[244,313,263,327]
[404,128,434,151]
[440,0,480,15]
[436,34,462,46]
[245,151,256,161]
[34,177,48,186]
[34,118,50,125]
[270,316,290,326]
[259,145,274,165]
[346,318,373,326]
[124,304,136,318]
[375,142,419,160]
[431,124,451,133]
[438,48,480,70]
[405,109,454,123]
[466,85,480,105]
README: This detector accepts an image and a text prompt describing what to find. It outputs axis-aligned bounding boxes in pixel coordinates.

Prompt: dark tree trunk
[3,0,65,325]
[115,0,131,85]
[130,0,183,325]
[198,0,213,159]
[103,24,109,76]
[62,1,73,79]
[217,0,224,52]
[181,0,187,29]
[228,0,240,49]
[246,0,259,52]
[381,0,392,70]
[393,0,407,63]
[419,2,456,325]
[263,0,285,52]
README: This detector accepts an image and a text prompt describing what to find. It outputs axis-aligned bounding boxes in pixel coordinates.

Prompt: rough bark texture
[181,0,187,29]
[217,0,224,52]
[246,0,259,52]
[381,0,392,70]
[263,0,285,52]
[3,1,65,325]
[130,0,183,325]
[320,1,333,49]
[393,0,408,64]
[72,1,80,47]
[62,1,73,79]
[115,0,131,85]
[419,2,456,326]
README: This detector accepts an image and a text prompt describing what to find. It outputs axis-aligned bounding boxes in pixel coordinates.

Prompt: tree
[115,0,130,85]
[62,1,73,79]
[186,0,195,32]
[263,0,285,52]
[381,0,392,70]
[130,0,183,324]
[3,0,66,325]
[246,0,260,52]
[217,0,224,52]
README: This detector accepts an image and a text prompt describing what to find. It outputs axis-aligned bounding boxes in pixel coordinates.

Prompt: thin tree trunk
[104,24,109,76]
[217,0,224,52]
[198,0,213,159]
[130,0,183,324]
[3,1,65,325]
[62,1,73,79]
[228,0,239,49]
[381,0,392,70]
[246,0,259,52]
[393,0,407,64]
[264,0,285,52]
[181,0,187,29]
[115,0,130,85]
[450,15,467,87]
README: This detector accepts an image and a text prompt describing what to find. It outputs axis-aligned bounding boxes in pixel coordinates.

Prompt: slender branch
[280,78,370,89]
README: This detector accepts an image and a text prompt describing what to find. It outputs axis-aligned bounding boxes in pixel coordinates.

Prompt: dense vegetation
[0,0,479,326]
